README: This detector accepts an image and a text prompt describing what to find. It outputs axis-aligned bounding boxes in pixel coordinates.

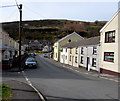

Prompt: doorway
[86,57,90,70]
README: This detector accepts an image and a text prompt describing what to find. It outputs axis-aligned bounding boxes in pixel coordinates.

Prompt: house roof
[56,32,84,43]
[100,9,120,32]
[62,36,100,48]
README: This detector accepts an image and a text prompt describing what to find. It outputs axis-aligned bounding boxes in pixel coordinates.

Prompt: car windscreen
[26,58,35,62]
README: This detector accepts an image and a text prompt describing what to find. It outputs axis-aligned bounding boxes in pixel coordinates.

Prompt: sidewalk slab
[3,80,41,101]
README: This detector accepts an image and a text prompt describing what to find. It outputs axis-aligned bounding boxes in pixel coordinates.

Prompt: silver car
[25,57,37,68]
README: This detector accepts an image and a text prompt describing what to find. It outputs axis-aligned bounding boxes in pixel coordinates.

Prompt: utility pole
[18,4,22,71]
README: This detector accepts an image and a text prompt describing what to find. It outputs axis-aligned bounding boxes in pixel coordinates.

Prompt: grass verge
[0,83,12,101]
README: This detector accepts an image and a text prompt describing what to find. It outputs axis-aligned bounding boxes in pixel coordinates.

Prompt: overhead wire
[24,5,47,19]
[3,9,18,22]
[14,0,20,9]
[0,5,17,8]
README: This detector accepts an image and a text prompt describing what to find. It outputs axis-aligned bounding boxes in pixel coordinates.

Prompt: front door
[86,57,90,70]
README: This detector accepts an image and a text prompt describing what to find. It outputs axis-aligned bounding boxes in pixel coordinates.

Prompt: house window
[66,48,67,52]
[92,58,97,67]
[81,47,84,54]
[75,48,78,54]
[80,56,84,64]
[105,30,115,43]
[56,53,57,58]
[104,52,114,62]
[93,46,97,54]
[70,48,72,54]
[70,56,71,61]
[75,56,77,63]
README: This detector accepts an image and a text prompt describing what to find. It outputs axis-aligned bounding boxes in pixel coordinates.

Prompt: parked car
[29,53,36,57]
[24,57,37,68]
[44,53,50,58]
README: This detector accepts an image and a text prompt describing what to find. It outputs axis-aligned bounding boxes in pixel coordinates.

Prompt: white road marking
[22,71,46,101]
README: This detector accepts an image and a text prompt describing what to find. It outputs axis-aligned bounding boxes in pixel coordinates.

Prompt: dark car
[29,53,36,57]
[25,57,37,68]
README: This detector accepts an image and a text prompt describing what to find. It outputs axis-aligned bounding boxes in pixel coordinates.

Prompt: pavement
[2,66,44,101]
[3,80,42,101]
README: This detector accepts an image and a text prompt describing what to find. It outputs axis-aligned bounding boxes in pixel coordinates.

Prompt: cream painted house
[100,9,120,75]
[68,47,78,67]
[53,32,84,61]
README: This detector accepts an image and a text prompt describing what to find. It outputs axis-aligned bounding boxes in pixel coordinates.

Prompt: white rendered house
[100,9,120,75]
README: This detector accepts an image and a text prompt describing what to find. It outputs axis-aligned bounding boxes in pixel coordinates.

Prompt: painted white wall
[100,11,119,73]
[60,48,69,64]
[78,45,100,71]
[118,12,120,73]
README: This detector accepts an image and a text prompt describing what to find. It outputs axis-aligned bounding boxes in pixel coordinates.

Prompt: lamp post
[18,4,22,71]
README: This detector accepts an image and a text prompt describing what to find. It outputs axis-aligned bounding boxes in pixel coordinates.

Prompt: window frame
[66,48,67,52]
[104,52,114,63]
[70,48,72,54]
[105,30,115,43]
[93,46,97,55]
[81,47,84,55]
[80,56,84,64]
[92,58,97,67]
[75,56,77,63]
[75,48,78,54]
[70,56,71,61]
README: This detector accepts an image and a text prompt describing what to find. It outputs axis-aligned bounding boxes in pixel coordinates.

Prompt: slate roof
[100,9,120,32]
[56,32,84,43]
[62,36,100,48]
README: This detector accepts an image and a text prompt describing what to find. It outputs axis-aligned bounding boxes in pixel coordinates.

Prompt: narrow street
[2,55,118,101]
[24,55,118,100]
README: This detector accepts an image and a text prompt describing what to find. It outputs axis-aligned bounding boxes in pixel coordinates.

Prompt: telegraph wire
[0,5,17,8]
[3,9,18,22]
[14,0,20,9]
[24,5,47,19]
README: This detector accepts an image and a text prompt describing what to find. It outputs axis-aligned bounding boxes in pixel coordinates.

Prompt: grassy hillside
[2,19,107,43]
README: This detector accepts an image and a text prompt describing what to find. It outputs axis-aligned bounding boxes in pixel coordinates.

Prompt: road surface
[2,54,119,101]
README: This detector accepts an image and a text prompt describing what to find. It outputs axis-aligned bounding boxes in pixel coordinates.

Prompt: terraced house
[1,28,25,62]
[61,36,100,71]
[53,32,84,61]
[100,9,120,75]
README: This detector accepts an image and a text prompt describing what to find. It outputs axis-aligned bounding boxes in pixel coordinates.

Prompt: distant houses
[53,10,120,76]
[22,40,52,52]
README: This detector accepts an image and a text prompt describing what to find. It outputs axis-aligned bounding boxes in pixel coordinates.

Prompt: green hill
[2,19,107,43]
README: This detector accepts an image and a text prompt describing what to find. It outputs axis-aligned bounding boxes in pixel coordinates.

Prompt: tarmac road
[23,55,119,101]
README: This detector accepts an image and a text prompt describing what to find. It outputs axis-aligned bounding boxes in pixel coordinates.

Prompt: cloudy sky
[0,0,119,23]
